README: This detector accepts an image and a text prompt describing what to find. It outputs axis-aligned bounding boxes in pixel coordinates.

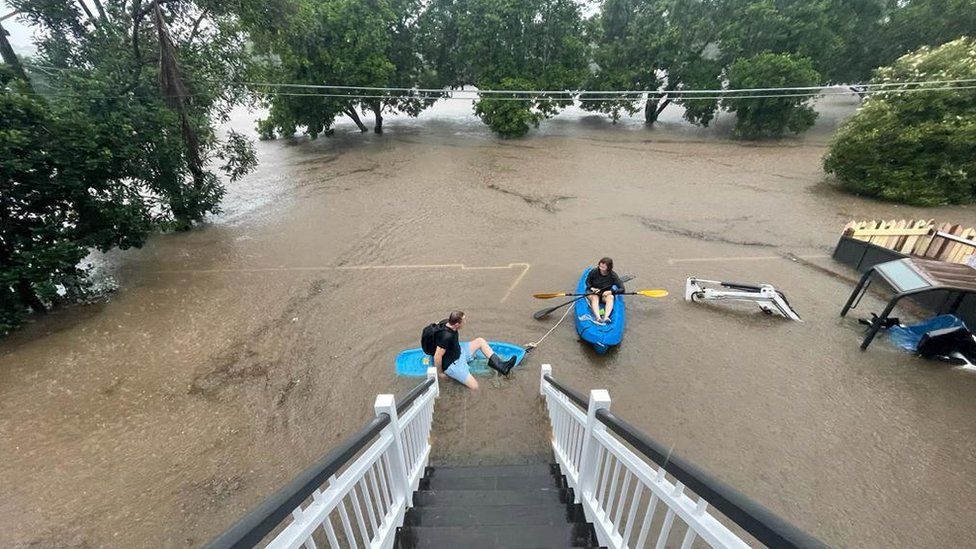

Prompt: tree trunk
[0,21,29,83]
[346,107,368,132]
[371,102,383,134]
[16,280,47,313]
[644,95,661,124]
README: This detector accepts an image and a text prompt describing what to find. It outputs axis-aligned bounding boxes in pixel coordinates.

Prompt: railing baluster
[336,498,357,549]
[597,446,613,509]
[322,514,340,549]
[654,482,684,549]
[554,399,567,454]
[380,458,393,514]
[613,469,632,531]
[622,482,643,546]
[367,463,386,518]
[570,418,580,469]
[635,492,660,548]
[358,476,379,534]
[348,483,370,547]
[573,417,586,471]
[605,456,622,517]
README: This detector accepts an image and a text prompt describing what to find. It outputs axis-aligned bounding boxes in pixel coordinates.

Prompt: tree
[2,1,258,332]
[880,0,976,67]
[247,0,439,138]
[581,0,725,125]
[824,38,976,206]
[422,0,588,137]
[723,52,820,138]
[11,0,257,228]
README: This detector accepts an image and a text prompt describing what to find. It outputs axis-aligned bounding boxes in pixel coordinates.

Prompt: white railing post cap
[374,394,396,414]
[540,364,552,395]
[589,389,611,407]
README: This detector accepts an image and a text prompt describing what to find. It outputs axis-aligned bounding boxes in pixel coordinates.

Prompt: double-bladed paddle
[532,275,647,320]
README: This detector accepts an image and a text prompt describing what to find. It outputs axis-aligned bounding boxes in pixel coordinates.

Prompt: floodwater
[2,95,976,548]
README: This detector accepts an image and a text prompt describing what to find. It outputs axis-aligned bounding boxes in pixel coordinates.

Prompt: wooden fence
[843,219,976,265]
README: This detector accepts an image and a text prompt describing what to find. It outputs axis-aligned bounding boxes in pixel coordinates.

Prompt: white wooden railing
[539,364,825,549]
[209,368,439,549]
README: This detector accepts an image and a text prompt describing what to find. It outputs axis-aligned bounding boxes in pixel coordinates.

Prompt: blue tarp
[887,314,968,352]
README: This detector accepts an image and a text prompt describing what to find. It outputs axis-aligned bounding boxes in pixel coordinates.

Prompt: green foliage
[423,0,588,136]
[473,79,546,137]
[723,52,820,138]
[880,0,976,67]
[2,1,258,332]
[247,0,439,138]
[824,38,976,206]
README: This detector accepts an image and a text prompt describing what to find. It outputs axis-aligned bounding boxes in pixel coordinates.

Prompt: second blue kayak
[574,267,626,354]
[395,341,526,377]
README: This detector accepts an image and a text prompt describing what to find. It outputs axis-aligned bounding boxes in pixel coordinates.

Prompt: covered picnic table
[840,257,976,350]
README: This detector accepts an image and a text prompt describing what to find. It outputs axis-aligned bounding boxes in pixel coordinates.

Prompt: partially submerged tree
[423,0,588,137]
[722,52,820,138]
[248,0,439,138]
[824,38,976,206]
[1,1,257,332]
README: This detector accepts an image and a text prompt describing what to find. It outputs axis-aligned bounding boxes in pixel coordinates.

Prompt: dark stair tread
[426,464,554,479]
[395,524,596,548]
[425,474,557,491]
[404,504,577,527]
[413,489,564,507]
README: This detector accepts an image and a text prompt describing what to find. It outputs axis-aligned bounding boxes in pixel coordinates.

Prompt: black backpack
[421,319,449,356]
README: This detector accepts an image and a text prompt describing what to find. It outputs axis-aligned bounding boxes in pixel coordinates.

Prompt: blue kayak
[574,268,626,354]
[395,341,526,377]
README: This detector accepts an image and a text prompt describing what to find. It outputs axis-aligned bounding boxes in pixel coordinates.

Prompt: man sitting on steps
[433,310,516,390]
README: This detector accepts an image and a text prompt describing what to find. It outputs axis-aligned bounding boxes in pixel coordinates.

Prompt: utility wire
[236,78,976,95]
[12,84,976,102]
[20,64,976,95]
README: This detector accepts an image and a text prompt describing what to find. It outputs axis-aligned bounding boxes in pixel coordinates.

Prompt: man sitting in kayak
[433,311,516,390]
[586,257,625,324]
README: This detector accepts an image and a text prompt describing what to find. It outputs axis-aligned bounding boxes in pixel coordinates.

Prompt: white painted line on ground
[666,254,829,265]
[500,263,531,303]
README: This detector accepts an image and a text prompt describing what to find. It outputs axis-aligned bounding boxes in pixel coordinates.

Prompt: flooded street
[3,95,976,548]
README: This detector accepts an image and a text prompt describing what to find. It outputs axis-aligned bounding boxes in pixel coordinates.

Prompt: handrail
[396,377,435,415]
[596,409,827,549]
[540,365,827,549]
[207,375,437,549]
[542,373,587,408]
[206,414,391,549]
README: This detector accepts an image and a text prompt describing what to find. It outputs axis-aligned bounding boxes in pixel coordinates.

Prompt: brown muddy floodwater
[2,95,976,548]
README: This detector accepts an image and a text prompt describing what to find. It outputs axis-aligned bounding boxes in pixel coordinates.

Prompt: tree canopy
[824,38,976,206]
[1,0,257,332]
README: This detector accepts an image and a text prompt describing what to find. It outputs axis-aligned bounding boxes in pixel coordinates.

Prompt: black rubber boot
[487,353,516,375]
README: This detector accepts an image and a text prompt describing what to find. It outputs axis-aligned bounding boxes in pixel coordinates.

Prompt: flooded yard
[2,95,976,547]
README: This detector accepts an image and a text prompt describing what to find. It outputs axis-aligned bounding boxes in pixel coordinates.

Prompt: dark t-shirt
[434,327,461,371]
[586,269,625,293]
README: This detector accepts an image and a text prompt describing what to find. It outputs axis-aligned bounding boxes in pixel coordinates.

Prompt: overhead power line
[11,84,976,102]
[236,78,976,95]
[19,64,976,96]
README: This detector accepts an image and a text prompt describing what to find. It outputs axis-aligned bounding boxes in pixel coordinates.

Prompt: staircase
[394,463,599,548]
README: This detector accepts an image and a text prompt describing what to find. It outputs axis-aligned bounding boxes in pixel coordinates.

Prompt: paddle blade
[533,292,569,299]
[635,289,669,298]
[533,307,558,320]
